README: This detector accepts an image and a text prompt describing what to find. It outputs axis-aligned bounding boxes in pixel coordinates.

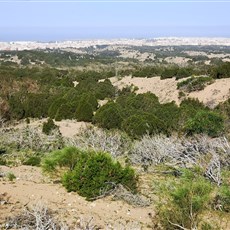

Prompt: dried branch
[130,134,230,185]
[0,125,63,152]
[65,127,130,158]
[5,202,97,230]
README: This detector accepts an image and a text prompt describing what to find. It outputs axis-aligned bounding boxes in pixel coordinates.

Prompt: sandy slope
[110,76,230,107]
[0,166,153,229]
[189,78,230,108]
[10,119,89,139]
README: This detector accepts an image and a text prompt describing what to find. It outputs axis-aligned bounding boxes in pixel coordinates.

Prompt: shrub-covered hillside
[0,47,230,229]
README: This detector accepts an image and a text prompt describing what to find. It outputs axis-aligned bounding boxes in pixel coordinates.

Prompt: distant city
[1,37,230,51]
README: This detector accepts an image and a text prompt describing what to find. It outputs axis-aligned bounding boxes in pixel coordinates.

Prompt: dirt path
[0,166,154,229]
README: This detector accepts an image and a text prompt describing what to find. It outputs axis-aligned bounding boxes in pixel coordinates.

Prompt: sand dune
[110,76,230,107]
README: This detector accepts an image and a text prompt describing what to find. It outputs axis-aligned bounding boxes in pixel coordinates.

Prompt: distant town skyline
[1,1,230,41]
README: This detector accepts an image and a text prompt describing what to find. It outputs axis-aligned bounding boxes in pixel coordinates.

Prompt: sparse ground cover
[0,120,230,229]
[0,45,230,229]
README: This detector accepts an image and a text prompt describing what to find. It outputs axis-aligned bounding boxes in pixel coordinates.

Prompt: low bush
[156,169,213,230]
[177,76,214,92]
[211,62,230,79]
[160,66,179,79]
[7,172,16,181]
[216,185,230,212]
[93,102,124,129]
[48,98,67,119]
[184,110,224,137]
[121,113,166,138]
[75,101,94,122]
[62,150,137,200]
[23,156,41,166]
[55,103,74,121]
[42,146,82,172]
[0,157,7,165]
[42,118,58,135]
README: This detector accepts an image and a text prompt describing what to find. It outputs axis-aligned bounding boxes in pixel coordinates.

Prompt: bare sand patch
[189,78,230,108]
[55,120,89,138]
[9,119,89,139]
[111,76,230,107]
[0,166,153,229]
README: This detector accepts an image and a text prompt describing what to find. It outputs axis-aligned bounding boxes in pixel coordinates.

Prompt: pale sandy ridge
[110,76,230,107]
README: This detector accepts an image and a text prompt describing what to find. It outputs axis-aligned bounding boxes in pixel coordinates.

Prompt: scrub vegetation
[0,46,230,229]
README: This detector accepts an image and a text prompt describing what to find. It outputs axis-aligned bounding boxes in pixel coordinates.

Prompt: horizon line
[1,1,230,3]
[1,36,230,42]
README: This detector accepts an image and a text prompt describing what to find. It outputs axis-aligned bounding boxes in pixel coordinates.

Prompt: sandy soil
[0,166,153,229]
[11,119,89,139]
[55,120,89,138]
[110,76,230,107]
[189,78,230,108]
[111,76,180,104]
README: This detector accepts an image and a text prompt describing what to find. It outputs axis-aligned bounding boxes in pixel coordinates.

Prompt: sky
[0,0,230,41]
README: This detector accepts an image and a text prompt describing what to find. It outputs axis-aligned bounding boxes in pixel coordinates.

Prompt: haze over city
[1,0,230,41]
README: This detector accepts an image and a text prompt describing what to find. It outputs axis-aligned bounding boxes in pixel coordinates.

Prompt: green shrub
[42,118,58,135]
[93,102,124,129]
[62,150,137,200]
[125,92,160,112]
[0,157,7,165]
[157,169,213,229]
[180,97,207,111]
[48,98,67,119]
[184,110,224,137]
[179,98,208,128]
[42,147,82,172]
[176,67,193,80]
[7,172,16,181]
[177,76,214,92]
[8,94,26,120]
[216,184,230,212]
[215,98,230,133]
[26,117,30,124]
[211,62,230,79]
[23,156,41,166]
[78,93,98,111]
[121,113,166,138]
[55,103,74,121]
[161,66,179,79]
[216,98,230,118]
[24,93,53,118]
[178,91,186,99]
[0,147,7,155]
[75,101,94,122]
[153,102,180,133]
[96,79,116,100]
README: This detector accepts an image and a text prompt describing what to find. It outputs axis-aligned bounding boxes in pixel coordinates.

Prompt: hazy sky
[0,0,230,41]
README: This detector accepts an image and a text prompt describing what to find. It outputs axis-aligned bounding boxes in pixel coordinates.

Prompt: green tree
[211,62,230,79]
[75,101,94,122]
[153,102,180,133]
[184,110,224,137]
[96,79,116,99]
[121,113,166,138]
[48,98,67,119]
[55,103,74,121]
[93,102,124,129]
